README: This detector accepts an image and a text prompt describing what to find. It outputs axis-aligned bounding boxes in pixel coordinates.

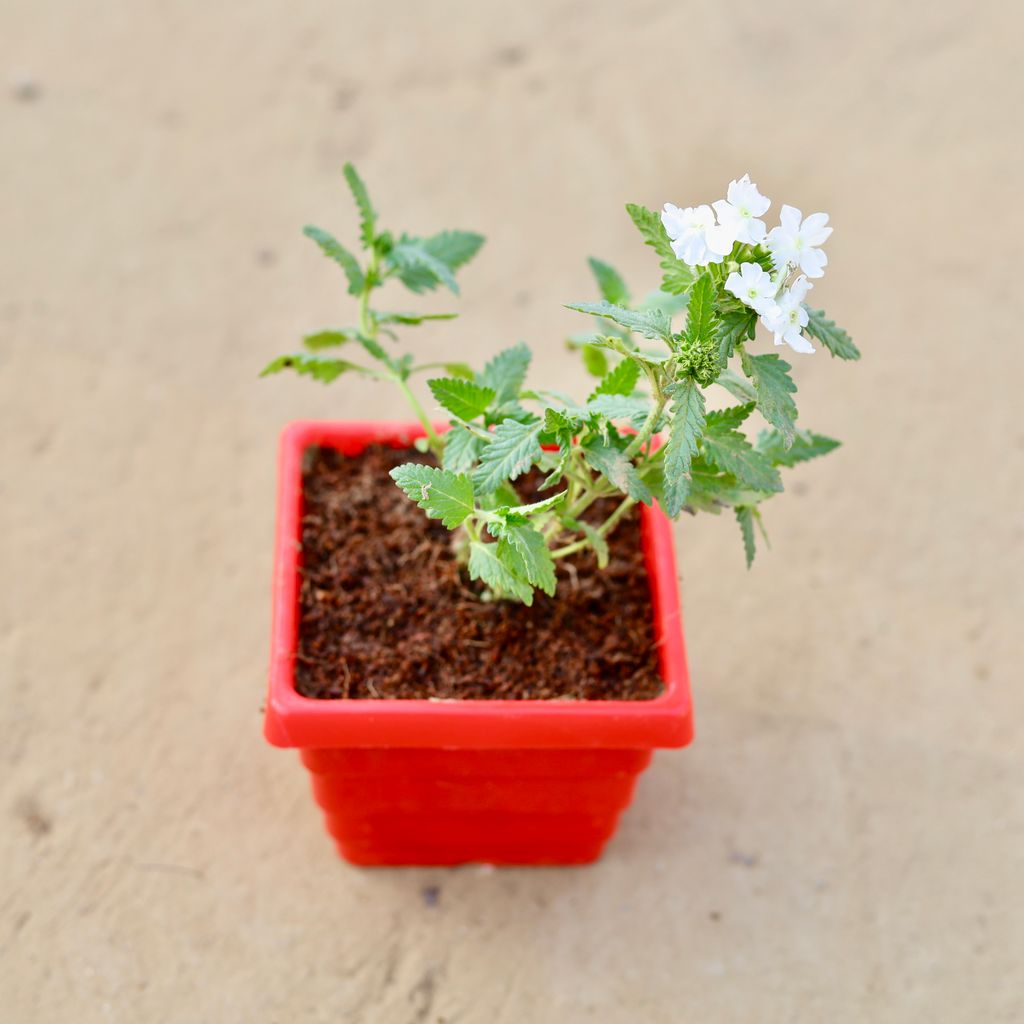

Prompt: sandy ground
[2,1,1022,1021]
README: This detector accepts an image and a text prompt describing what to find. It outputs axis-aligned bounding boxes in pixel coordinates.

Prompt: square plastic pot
[264,421,694,865]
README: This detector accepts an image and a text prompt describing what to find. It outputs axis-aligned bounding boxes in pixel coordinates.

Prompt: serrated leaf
[735,506,756,568]
[259,353,362,383]
[660,260,695,297]
[468,541,534,604]
[496,491,566,524]
[373,311,459,326]
[740,350,798,446]
[389,463,475,529]
[662,377,706,517]
[756,428,840,467]
[496,524,557,596]
[705,403,755,431]
[588,257,630,305]
[582,440,653,505]
[586,394,652,427]
[385,231,484,294]
[624,203,695,295]
[302,226,364,295]
[806,308,860,360]
[581,343,609,378]
[566,301,672,343]
[342,163,376,248]
[625,203,676,261]
[682,273,719,348]
[701,425,783,493]
[422,230,485,271]
[717,309,756,364]
[480,342,531,404]
[302,330,355,351]
[442,423,483,473]
[387,238,460,294]
[428,377,496,421]
[717,367,758,403]
[590,358,640,399]
[472,419,543,492]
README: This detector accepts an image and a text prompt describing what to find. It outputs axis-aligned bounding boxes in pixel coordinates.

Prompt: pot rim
[264,420,694,750]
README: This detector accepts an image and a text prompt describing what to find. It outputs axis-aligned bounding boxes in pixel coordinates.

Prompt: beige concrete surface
[2,1,1022,1020]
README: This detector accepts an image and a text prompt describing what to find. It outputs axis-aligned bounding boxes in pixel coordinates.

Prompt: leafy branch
[262,170,856,600]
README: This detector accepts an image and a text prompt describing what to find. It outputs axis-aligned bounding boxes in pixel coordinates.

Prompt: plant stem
[395,377,443,454]
[622,377,668,460]
[550,495,637,560]
[359,245,443,458]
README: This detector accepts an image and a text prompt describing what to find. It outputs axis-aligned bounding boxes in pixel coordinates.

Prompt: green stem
[551,495,638,560]
[622,388,667,461]
[359,245,443,458]
[396,377,443,454]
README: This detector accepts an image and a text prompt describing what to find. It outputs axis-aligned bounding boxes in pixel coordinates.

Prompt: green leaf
[580,523,610,568]
[705,403,755,431]
[590,358,640,399]
[740,350,798,446]
[472,419,543,492]
[301,330,355,351]
[582,439,653,505]
[717,310,756,364]
[385,231,484,294]
[806,308,859,360]
[496,491,566,524]
[496,524,557,596]
[660,259,695,297]
[735,506,756,568]
[682,273,718,348]
[373,311,459,326]
[625,203,676,262]
[586,394,652,427]
[428,377,496,421]
[302,226,364,295]
[480,342,531,404]
[442,423,483,472]
[588,257,630,306]
[624,203,695,295]
[565,301,672,343]
[756,428,840,467]
[701,425,783,493]
[259,353,362,383]
[716,367,758,403]
[353,333,389,363]
[389,463,475,529]
[422,230,485,271]
[387,239,460,294]
[468,541,534,605]
[581,343,609,378]
[661,377,706,517]
[342,163,376,248]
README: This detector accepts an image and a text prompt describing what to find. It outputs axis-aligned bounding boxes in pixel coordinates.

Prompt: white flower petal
[779,204,802,231]
[799,248,828,278]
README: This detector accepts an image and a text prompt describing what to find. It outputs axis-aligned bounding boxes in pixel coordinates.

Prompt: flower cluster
[661,175,832,355]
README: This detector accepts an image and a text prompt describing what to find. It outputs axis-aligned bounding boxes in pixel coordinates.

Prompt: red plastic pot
[264,421,694,865]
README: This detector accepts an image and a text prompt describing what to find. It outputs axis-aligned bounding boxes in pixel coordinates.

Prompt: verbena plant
[263,166,857,604]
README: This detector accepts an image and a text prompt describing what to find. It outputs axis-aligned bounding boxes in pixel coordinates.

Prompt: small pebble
[12,76,41,102]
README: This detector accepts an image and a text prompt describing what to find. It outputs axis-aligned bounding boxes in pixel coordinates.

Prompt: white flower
[712,174,771,246]
[766,205,832,278]
[661,203,734,267]
[760,275,815,354]
[725,262,777,315]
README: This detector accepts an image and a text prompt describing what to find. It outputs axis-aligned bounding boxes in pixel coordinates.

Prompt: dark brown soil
[295,444,664,701]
